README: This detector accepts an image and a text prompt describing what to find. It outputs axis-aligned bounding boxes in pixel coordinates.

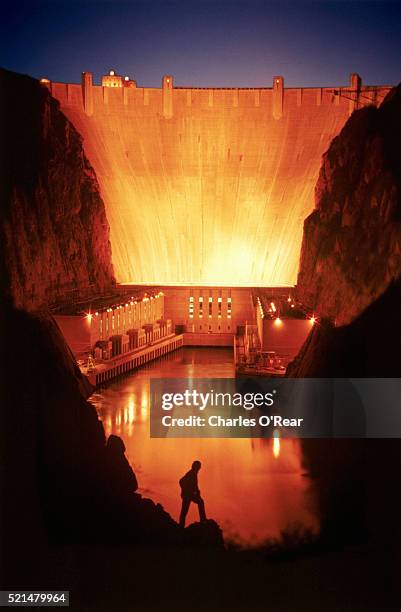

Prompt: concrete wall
[48,75,392,287]
[163,286,255,334]
[183,332,234,347]
[261,319,312,361]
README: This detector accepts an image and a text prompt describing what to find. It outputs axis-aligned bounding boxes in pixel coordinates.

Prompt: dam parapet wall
[45,73,391,119]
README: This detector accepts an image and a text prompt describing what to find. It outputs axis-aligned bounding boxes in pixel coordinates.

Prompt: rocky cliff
[0,68,115,310]
[287,279,401,377]
[296,85,401,326]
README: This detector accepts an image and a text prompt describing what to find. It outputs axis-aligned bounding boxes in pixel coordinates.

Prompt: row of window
[189,296,232,302]
[189,324,231,332]
[189,296,232,319]
[189,313,232,319]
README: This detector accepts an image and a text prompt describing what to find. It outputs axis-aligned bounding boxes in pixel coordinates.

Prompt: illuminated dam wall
[48,74,391,287]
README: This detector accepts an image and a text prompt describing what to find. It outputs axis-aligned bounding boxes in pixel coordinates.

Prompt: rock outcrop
[296,85,401,326]
[288,85,401,378]
[287,280,401,377]
[0,68,115,311]
[184,519,224,548]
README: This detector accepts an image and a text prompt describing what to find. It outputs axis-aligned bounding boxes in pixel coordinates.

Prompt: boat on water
[236,364,286,377]
[236,350,286,377]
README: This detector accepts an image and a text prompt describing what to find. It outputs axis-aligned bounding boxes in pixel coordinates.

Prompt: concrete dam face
[48,74,391,287]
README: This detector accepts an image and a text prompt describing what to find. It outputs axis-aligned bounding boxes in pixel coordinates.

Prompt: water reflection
[273,429,281,459]
[91,347,318,545]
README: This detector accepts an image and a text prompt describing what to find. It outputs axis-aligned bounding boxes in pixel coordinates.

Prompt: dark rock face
[287,280,401,377]
[184,520,224,548]
[0,305,106,560]
[289,86,401,379]
[297,85,401,326]
[0,68,115,310]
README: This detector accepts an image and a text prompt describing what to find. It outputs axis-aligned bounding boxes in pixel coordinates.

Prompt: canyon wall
[288,85,401,378]
[0,68,115,311]
[296,85,401,326]
[49,73,391,286]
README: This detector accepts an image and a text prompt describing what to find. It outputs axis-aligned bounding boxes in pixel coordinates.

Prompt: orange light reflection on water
[273,430,281,459]
[91,348,318,546]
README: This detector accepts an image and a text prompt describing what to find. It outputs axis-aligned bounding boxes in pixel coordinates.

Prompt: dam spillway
[47,73,391,287]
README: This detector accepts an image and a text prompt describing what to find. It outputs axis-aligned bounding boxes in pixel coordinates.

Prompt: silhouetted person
[105,434,138,497]
[179,460,206,527]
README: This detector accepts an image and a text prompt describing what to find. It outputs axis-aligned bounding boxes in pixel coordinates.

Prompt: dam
[44,71,392,287]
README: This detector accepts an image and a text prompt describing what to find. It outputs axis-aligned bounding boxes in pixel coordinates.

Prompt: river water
[90,347,318,545]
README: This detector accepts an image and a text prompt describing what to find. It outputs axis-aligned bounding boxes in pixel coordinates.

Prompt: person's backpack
[179,470,192,493]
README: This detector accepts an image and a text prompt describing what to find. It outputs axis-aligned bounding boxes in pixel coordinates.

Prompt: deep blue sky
[1,1,400,87]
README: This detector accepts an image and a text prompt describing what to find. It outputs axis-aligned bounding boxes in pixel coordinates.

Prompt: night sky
[1,1,400,87]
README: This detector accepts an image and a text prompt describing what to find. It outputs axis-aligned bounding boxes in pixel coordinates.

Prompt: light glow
[273,429,280,458]
[59,79,352,286]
